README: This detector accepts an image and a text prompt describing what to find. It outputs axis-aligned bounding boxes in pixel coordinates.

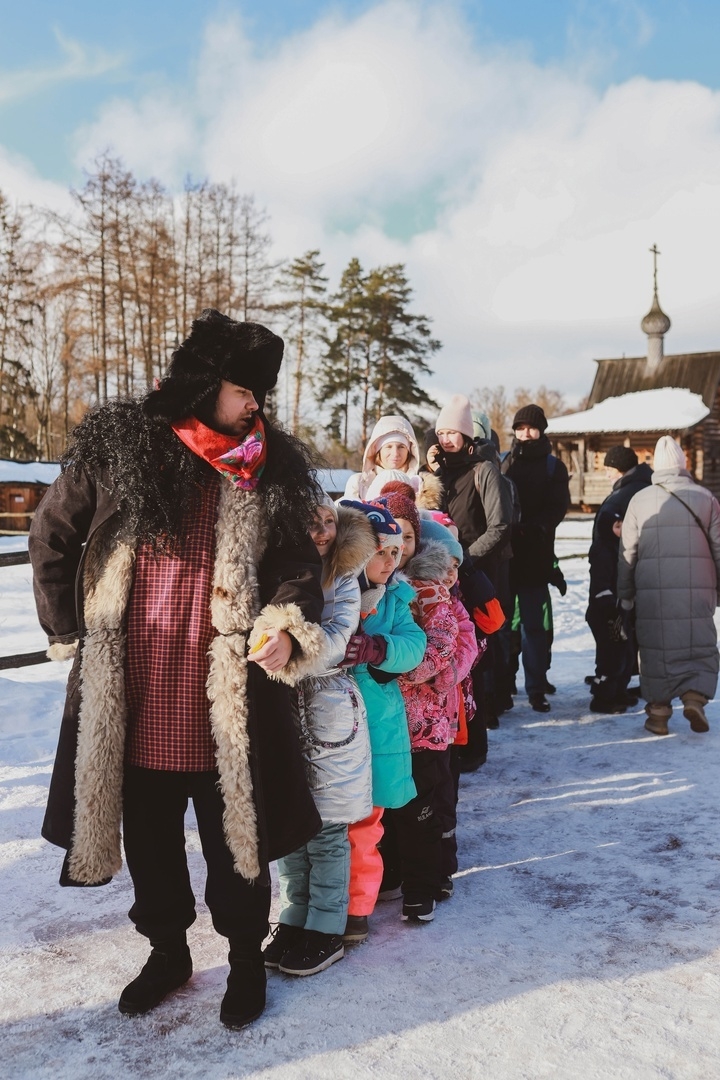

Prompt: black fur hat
[144,308,284,421]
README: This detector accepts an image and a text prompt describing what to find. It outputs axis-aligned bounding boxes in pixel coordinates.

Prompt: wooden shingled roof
[588,352,720,409]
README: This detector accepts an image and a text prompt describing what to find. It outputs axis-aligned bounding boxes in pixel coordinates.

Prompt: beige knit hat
[436,394,474,438]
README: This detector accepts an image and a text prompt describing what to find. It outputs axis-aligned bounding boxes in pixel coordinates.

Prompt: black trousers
[585,602,634,701]
[122,766,271,944]
[437,747,461,878]
[380,749,449,901]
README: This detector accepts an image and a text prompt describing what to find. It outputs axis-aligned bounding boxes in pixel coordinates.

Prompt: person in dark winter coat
[586,511,634,712]
[594,446,653,535]
[586,446,652,712]
[502,404,570,712]
[426,394,514,765]
[28,309,326,1029]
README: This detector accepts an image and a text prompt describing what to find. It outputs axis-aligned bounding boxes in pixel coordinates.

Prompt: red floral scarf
[171,415,267,490]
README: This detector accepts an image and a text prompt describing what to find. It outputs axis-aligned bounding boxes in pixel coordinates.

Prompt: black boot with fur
[118,933,193,1015]
[220,940,267,1029]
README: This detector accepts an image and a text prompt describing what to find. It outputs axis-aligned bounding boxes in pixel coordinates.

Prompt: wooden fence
[0,549,52,670]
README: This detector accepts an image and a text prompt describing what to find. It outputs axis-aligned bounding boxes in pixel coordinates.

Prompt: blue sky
[2,1,719,184]
[1,1,719,402]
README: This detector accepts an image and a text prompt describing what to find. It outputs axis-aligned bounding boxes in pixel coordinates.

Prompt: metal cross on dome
[649,243,661,293]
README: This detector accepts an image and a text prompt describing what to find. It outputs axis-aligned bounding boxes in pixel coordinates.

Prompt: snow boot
[220,941,266,1029]
[262,923,304,969]
[439,876,454,900]
[644,703,672,736]
[342,915,369,943]
[118,933,192,1015]
[377,884,403,901]
[401,896,436,922]
[529,693,551,713]
[278,930,345,976]
[682,691,710,733]
[590,695,626,715]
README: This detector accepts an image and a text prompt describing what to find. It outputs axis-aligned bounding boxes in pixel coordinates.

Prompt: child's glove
[340,633,387,667]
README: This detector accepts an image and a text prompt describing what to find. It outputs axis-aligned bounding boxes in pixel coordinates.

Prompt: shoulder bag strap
[656,484,713,554]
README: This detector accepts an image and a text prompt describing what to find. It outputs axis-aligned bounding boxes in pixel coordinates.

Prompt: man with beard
[502,404,570,712]
[29,309,326,1028]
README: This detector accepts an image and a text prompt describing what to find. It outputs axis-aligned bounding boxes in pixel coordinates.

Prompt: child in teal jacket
[337,500,427,943]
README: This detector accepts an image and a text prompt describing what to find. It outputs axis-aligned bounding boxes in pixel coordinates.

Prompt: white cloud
[14,1,720,402]
[0,146,70,213]
[0,29,123,106]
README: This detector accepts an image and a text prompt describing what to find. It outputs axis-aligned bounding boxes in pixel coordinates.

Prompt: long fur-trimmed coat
[30,460,326,887]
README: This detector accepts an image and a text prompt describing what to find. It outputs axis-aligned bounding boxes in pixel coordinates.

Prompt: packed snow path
[1,522,719,1079]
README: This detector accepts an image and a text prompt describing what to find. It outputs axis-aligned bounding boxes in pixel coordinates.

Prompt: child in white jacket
[262,498,377,976]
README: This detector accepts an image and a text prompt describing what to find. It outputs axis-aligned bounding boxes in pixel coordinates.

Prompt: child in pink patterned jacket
[375,485,478,922]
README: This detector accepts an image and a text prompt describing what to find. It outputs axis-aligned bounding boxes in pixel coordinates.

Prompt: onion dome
[641,290,671,337]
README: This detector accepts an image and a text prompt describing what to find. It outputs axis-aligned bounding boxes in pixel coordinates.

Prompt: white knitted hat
[653,436,686,471]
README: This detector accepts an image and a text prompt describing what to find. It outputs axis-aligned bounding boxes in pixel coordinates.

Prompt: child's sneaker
[342,915,369,943]
[439,877,454,900]
[262,923,304,968]
[278,931,344,976]
[401,896,436,922]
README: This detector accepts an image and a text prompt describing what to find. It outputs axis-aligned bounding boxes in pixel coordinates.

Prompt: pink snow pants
[348,806,384,916]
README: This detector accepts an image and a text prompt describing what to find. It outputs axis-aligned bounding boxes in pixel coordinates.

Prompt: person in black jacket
[594,446,653,535]
[426,394,514,767]
[502,404,570,712]
[586,446,652,711]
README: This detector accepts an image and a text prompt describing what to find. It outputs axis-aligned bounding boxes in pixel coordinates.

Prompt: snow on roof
[546,387,709,435]
[0,460,61,484]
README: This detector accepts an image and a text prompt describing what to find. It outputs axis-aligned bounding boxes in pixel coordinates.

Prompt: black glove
[608,610,627,643]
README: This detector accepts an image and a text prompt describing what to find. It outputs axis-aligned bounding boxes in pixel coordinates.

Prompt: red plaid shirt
[125,476,221,771]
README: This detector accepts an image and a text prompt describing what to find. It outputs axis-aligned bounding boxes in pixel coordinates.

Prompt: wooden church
[546,249,720,508]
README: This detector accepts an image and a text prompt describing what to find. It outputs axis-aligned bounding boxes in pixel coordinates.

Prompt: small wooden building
[546,277,720,508]
[0,460,61,534]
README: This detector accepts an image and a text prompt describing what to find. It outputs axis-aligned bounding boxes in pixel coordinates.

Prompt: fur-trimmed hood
[416,472,444,511]
[401,539,452,584]
[361,415,420,476]
[323,504,378,584]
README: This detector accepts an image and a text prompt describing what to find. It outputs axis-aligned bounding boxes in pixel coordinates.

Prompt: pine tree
[317,257,368,456]
[360,263,439,444]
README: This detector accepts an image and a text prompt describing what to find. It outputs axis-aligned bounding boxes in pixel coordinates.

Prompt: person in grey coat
[618,435,720,736]
[263,498,377,975]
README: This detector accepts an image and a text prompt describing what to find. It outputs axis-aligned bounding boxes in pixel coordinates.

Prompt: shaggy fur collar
[402,539,452,584]
[323,505,377,585]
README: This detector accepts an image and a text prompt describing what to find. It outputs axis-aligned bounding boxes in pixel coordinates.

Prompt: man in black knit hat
[501,404,570,712]
[586,445,653,712]
[29,309,325,1028]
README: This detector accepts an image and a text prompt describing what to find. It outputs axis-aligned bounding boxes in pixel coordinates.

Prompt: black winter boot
[118,933,193,1015]
[220,940,266,1029]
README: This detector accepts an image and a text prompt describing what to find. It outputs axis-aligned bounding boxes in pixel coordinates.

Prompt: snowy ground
[1,521,719,1080]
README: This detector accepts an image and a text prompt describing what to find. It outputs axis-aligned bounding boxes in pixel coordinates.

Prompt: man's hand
[248,628,293,673]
